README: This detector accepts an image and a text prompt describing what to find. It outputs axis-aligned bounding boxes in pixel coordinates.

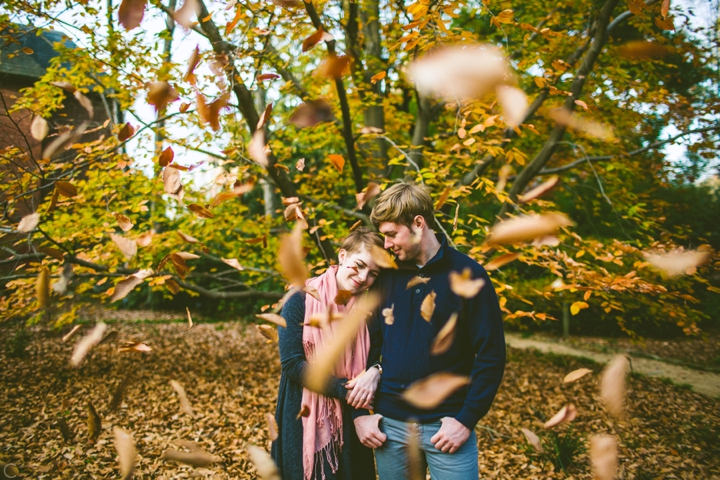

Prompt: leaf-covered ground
[1,320,719,479]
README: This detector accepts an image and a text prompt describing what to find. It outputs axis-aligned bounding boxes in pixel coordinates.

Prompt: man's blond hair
[370,182,435,230]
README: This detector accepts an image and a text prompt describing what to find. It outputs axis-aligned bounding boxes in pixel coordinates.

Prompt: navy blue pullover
[355,234,505,430]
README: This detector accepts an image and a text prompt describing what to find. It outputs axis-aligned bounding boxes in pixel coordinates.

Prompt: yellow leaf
[570,301,589,315]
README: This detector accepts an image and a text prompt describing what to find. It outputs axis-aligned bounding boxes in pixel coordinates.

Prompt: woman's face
[336,247,381,295]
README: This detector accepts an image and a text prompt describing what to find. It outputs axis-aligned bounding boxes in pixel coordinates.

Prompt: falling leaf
[420,290,436,321]
[174,0,200,29]
[355,182,381,210]
[136,230,153,247]
[618,40,670,59]
[296,403,310,419]
[73,90,94,118]
[55,181,78,197]
[197,91,229,131]
[118,0,147,30]
[99,330,119,345]
[334,289,352,306]
[661,0,670,17]
[118,341,152,353]
[113,212,134,232]
[163,167,182,197]
[485,253,520,271]
[257,73,281,81]
[359,126,384,134]
[496,164,512,193]
[110,270,151,302]
[87,401,102,442]
[170,379,194,415]
[289,100,334,128]
[110,233,138,261]
[590,435,618,480]
[430,312,458,355]
[113,427,136,480]
[549,108,615,141]
[382,304,395,325]
[158,146,174,167]
[406,276,430,289]
[50,81,76,93]
[655,15,674,30]
[570,301,589,315]
[184,45,201,84]
[30,115,49,141]
[496,85,528,127]
[256,324,279,342]
[521,428,543,453]
[543,404,577,428]
[370,244,398,269]
[147,81,179,112]
[271,0,300,7]
[306,293,379,393]
[188,203,215,219]
[401,372,470,409]
[519,176,559,203]
[485,212,573,246]
[407,44,512,101]
[370,71,386,84]
[52,262,73,295]
[318,54,351,79]
[35,266,49,309]
[563,368,593,383]
[278,222,309,286]
[257,102,273,130]
[255,313,287,328]
[62,325,82,342]
[166,278,181,294]
[162,449,220,468]
[218,258,242,272]
[296,158,306,171]
[328,154,345,173]
[247,445,281,480]
[117,122,135,141]
[110,375,132,411]
[600,355,629,418]
[265,414,278,441]
[449,268,485,299]
[43,122,87,159]
[249,129,268,167]
[644,249,711,276]
[628,0,646,15]
[302,28,334,52]
[407,423,423,480]
[70,322,107,367]
[18,212,40,233]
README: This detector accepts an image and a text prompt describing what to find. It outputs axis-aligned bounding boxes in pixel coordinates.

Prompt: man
[352,182,505,479]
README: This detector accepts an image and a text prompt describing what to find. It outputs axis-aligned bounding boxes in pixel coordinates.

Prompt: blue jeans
[375,416,478,480]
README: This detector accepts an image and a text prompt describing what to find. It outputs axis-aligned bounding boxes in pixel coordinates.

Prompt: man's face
[378,221,421,262]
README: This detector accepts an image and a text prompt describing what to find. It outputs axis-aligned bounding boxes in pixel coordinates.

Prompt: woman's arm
[277,293,348,400]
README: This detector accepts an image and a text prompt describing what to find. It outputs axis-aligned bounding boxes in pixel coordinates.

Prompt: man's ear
[413,215,426,231]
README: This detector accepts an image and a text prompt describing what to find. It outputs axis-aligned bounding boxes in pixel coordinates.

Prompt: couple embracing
[271,182,506,480]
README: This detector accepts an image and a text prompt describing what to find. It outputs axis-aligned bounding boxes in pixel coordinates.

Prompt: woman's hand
[345,367,380,409]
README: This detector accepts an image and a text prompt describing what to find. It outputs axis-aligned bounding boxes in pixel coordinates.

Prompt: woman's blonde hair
[340,226,383,254]
[370,182,435,230]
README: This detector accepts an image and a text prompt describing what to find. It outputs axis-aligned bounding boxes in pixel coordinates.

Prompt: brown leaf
[271,0,300,7]
[549,108,615,141]
[407,44,511,101]
[62,325,82,342]
[50,81,76,93]
[257,72,281,81]
[256,324,279,343]
[163,166,182,195]
[644,249,711,276]
[359,125,384,134]
[257,102,273,130]
[110,233,138,260]
[187,203,215,219]
[147,81,179,112]
[18,212,40,233]
[278,223,309,286]
[55,181,78,197]
[328,154,345,173]
[370,244,398,269]
[197,92,229,131]
[334,289,352,306]
[110,275,143,303]
[618,40,670,59]
[162,449,219,468]
[302,28,334,52]
[628,0,646,15]
[255,313,287,328]
[113,212,134,232]
[184,45,201,84]
[518,176,559,203]
[118,341,152,353]
[113,427,136,480]
[430,312,458,355]
[401,372,470,409]
[166,278,181,294]
[305,293,379,392]
[485,212,573,246]
[496,164,512,193]
[655,15,674,30]
[563,368,593,383]
[600,355,629,418]
[246,445,281,480]
[221,258,244,271]
[484,253,520,271]
[43,122,87,159]
[296,158,306,171]
[70,322,107,367]
[406,276,430,289]
[407,423,423,480]
[420,290,436,321]
[521,428,543,453]
[249,129,268,167]
[87,401,102,442]
[110,374,132,411]
[265,414,279,441]
[73,90,94,118]
[449,268,485,299]
[136,230,153,247]
[590,435,618,480]
[158,146,174,167]
[174,0,200,28]
[289,100,334,128]
[382,304,395,325]
[117,122,134,141]
[31,115,49,141]
[36,266,49,309]
[118,0,147,30]
[661,0,670,17]
[496,85,528,127]
[170,379,194,415]
[356,182,381,210]
[186,307,193,328]
[318,54,351,79]
[543,404,577,428]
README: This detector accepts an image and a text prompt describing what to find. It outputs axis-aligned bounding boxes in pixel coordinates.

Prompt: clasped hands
[344,366,380,409]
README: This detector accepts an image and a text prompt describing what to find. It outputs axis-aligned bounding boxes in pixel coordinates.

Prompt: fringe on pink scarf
[301,265,370,480]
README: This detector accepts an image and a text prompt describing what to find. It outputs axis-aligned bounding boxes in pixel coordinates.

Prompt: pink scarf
[301,266,370,480]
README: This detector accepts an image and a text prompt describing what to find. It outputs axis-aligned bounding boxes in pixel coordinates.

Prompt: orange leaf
[187,203,214,219]
[401,372,470,409]
[328,154,345,173]
[118,0,147,30]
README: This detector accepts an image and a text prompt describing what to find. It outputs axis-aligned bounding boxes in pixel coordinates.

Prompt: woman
[272,227,384,480]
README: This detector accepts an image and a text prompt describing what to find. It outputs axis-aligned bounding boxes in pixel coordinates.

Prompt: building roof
[0,24,76,79]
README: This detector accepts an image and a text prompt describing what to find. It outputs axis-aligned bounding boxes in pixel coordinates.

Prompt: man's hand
[430,417,471,454]
[353,414,387,449]
[345,368,380,409]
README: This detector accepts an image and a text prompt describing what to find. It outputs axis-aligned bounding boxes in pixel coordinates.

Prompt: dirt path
[506,333,720,398]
